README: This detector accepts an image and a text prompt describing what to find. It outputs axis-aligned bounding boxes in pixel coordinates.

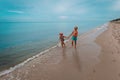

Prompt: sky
[0,0,120,22]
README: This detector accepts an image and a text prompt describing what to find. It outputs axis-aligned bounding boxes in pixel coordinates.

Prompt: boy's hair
[74,26,78,30]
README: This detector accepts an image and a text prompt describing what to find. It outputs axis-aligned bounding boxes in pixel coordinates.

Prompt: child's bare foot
[74,45,77,48]
[74,46,76,48]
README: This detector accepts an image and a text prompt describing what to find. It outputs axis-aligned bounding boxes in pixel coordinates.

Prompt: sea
[0,20,107,73]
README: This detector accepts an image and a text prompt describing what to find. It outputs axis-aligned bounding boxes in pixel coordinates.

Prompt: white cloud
[53,2,71,13]
[53,0,89,15]
[54,5,67,13]
[74,6,88,14]
[59,16,68,19]
[8,10,24,14]
[112,0,120,11]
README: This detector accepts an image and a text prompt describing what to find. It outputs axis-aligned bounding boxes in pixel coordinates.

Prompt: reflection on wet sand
[72,49,81,71]
[61,47,81,71]
[62,47,66,59]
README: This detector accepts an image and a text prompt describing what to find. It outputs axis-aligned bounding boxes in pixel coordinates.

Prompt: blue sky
[0,0,120,22]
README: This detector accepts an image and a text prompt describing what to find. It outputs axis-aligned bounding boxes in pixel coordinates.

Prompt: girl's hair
[59,33,63,35]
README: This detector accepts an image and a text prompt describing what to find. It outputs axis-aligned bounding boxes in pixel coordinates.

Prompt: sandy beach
[1,21,120,80]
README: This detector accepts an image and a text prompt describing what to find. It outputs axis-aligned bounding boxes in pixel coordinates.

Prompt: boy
[69,26,78,48]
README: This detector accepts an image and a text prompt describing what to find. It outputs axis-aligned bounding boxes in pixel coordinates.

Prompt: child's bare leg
[61,42,64,48]
[74,40,77,48]
[63,43,65,47]
[72,40,74,47]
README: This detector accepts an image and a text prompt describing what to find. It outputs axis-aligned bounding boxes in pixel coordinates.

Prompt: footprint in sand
[112,52,114,54]
[93,69,96,73]
[112,59,116,62]
[118,73,120,77]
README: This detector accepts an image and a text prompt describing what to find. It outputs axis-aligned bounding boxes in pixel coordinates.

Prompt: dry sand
[1,22,120,80]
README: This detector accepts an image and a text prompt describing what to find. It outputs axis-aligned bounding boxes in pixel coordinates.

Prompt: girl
[59,33,67,48]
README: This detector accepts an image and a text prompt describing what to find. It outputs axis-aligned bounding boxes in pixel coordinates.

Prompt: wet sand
[1,22,120,80]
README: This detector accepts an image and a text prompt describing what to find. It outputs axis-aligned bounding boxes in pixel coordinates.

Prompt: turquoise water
[0,21,105,71]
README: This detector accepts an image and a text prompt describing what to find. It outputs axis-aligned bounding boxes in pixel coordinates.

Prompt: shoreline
[0,44,57,77]
[0,34,71,76]
[92,22,120,80]
[0,23,109,80]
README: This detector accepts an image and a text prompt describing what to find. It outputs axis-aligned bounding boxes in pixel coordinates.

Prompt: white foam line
[78,23,109,40]
[0,45,57,77]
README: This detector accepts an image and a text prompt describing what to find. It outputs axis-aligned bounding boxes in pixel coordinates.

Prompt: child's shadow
[72,49,81,71]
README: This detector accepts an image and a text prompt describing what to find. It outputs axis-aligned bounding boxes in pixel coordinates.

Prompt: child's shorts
[71,36,77,41]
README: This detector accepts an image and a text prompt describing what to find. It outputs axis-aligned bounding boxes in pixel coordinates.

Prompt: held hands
[64,34,71,40]
[67,36,70,39]
[67,35,71,39]
[65,36,70,39]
